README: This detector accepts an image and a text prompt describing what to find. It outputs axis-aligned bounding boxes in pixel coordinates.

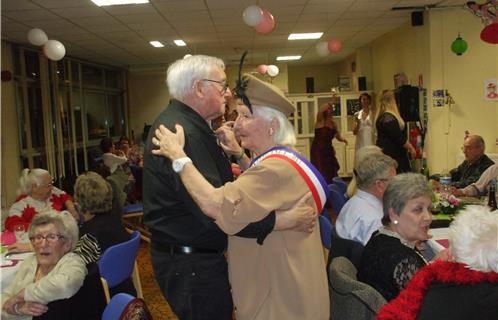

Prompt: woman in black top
[73,171,136,297]
[375,90,416,173]
[358,173,449,301]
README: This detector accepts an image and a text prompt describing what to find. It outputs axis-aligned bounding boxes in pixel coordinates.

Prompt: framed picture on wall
[338,76,351,92]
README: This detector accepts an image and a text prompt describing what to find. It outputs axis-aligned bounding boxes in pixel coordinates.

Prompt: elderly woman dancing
[152,73,329,319]
[377,206,498,319]
[5,169,77,253]
[1,210,86,319]
[358,173,450,301]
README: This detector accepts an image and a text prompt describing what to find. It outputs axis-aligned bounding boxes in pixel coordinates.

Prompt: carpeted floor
[137,241,178,320]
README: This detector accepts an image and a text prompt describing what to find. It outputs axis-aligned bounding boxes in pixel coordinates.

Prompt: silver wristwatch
[172,157,192,173]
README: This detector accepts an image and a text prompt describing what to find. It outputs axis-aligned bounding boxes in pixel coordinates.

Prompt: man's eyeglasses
[202,79,229,94]
[30,233,65,245]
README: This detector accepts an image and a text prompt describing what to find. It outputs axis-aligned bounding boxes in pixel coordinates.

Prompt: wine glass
[13,224,28,243]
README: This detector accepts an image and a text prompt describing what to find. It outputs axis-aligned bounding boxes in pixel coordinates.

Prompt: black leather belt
[153,243,225,255]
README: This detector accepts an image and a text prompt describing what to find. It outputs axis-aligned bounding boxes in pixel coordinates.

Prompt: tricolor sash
[250,146,329,212]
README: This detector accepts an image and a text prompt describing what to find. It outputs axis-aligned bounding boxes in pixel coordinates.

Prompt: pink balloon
[328,39,342,53]
[255,10,275,33]
[256,64,268,74]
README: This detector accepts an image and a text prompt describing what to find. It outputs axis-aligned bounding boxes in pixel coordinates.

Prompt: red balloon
[256,64,268,74]
[255,10,275,33]
[480,23,498,44]
[328,39,342,53]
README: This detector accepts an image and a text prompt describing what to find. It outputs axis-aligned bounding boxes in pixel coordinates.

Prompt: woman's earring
[393,220,399,225]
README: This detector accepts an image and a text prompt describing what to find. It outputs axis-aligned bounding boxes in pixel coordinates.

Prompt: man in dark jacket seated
[450,135,494,188]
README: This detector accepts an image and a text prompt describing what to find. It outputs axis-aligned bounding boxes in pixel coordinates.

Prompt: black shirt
[358,232,426,301]
[143,100,274,251]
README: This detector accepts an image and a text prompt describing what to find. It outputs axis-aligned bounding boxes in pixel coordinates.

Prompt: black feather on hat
[234,50,253,113]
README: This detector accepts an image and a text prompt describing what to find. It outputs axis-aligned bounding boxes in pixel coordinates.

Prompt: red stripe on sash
[264,154,322,212]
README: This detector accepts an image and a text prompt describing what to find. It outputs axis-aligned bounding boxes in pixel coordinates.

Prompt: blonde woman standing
[375,90,416,173]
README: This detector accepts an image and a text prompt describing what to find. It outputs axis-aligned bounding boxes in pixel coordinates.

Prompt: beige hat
[241,73,295,116]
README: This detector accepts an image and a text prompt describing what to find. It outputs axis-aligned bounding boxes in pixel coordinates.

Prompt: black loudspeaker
[306,77,314,93]
[395,85,420,122]
[411,11,424,26]
[358,76,366,91]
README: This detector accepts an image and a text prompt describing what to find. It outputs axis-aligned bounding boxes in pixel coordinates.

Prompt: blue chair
[328,189,346,217]
[102,293,152,320]
[329,183,345,199]
[98,231,143,302]
[319,215,333,249]
[332,177,348,196]
[122,203,150,242]
[102,293,135,320]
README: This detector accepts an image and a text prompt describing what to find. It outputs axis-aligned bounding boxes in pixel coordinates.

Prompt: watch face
[172,159,183,172]
[172,158,191,173]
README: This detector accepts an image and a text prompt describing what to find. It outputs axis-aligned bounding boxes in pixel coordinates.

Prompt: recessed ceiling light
[276,56,302,61]
[288,33,323,40]
[174,40,187,46]
[91,0,149,6]
[149,41,164,48]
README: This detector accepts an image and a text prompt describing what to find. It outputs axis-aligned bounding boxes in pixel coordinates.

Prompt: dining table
[1,247,34,290]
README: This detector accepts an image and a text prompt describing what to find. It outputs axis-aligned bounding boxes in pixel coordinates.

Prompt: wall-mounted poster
[432,89,445,107]
[485,79,498,101]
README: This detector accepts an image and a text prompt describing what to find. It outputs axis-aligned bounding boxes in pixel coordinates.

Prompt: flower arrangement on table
[432,192,466,217]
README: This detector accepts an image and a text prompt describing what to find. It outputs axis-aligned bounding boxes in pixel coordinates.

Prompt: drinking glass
[13,224,29,243]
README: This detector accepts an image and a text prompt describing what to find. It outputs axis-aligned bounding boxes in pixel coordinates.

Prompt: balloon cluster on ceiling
[315,39,343,57]
[243,5,276,34]
[242,5,343,78]
[27,28,66,61]
[255,64,279,77]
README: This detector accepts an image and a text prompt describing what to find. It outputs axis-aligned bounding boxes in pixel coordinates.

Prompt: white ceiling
[1,0,466,69]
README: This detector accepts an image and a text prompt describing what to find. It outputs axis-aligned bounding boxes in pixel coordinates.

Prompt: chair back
[328,188,346,216]
[329,257,386,320]
[327,228,364,271]
[319,215,333,249]
[332,176,348,195]
[102,293,153,320]
[99,231,141,289]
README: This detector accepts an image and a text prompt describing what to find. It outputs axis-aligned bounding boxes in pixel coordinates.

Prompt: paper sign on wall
[484,79,498,101]
[432,90,445,107]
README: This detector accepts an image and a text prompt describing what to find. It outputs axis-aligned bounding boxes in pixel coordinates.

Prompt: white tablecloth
[427,228,450,253]
[1,251,33,289]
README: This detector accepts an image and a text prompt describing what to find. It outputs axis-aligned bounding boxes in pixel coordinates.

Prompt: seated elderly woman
[1,210,87,319]
[152,73,330,319]
[377,206,498,319]
[358,173,449,301]
[5,169,77,253]
[72,171,136,296]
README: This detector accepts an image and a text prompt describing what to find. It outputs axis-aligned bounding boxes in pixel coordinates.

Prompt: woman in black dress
[375,90,416,173]
[310,101,348,183]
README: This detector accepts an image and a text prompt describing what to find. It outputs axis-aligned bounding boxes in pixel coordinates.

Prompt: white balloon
[27,28,48,46]
[316,42,329,57]
[43,40,66,61]
[267,65,279,77]
[243,5,263,27]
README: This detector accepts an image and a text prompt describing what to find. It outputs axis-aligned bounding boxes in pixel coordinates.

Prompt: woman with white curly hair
[377,206,498,320]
